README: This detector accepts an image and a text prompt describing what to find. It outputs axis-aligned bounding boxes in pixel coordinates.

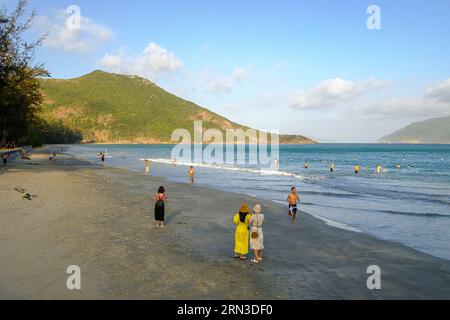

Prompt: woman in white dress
[249,204,264,264]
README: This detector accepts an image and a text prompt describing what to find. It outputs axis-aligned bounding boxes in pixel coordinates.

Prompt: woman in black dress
[154,186,168,228]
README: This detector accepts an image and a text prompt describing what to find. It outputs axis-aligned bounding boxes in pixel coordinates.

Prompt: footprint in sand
[15,187,26,193]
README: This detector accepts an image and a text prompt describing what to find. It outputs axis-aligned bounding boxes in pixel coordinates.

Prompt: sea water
[66,144,450,260]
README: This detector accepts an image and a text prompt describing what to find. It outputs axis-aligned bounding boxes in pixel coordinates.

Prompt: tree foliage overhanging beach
[0,1,88,146]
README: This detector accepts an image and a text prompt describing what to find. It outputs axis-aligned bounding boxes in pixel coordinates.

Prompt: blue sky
[6,0,450,141]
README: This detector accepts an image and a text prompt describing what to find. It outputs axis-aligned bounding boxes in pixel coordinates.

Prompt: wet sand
[1,148,449,299]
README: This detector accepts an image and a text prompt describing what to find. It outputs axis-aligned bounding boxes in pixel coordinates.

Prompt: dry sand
[1,148,449,299]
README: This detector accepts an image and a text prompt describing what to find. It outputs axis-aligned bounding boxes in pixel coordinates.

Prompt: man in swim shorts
[145,160,150,175]
[287,187,300,224]
[188,166,195,185]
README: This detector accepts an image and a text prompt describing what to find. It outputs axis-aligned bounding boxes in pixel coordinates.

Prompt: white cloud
[97,43,182,79]
[425,78,450,103]
[289,77,450,120]
[366,79,450,119]
[205,67,249,94]
[290,78,389,110]
[35,11,113,53]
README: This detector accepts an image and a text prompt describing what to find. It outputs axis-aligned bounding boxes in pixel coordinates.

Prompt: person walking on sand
[154,186,168,228]
[188,166,195,185]
[287,187,300,224]
[233,203,252,260]
[249,204,264,264]
[2,153,8,167]
[145,160,150,175]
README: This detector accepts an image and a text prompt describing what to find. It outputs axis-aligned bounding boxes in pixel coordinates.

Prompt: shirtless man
[145,160,150,175]
[188,166,195,185]
[287,187,301,224]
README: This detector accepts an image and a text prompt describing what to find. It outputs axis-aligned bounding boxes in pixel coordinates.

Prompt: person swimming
[330,162,334,172]
[304,161,309,169]
[396,163,401,169]
[354,164,359,174]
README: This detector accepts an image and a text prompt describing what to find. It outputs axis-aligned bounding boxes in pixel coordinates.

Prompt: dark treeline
[25,121,83,146]
[0,0,82,147]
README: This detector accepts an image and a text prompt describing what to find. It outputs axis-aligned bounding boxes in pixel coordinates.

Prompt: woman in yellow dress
[233,203,252,260]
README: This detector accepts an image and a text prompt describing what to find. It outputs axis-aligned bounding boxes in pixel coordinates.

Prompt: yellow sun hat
[239,203,251,214]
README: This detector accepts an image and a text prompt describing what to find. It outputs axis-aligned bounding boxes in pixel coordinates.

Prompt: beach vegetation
[0,0,48,146]
[38,70,316,145]
[0,0,81,147]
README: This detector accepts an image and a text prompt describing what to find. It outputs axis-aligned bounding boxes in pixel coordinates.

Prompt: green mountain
[38,70,315,144]
[380,116,450,144]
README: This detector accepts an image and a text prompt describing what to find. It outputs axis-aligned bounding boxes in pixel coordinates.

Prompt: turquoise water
[66,144,450,260]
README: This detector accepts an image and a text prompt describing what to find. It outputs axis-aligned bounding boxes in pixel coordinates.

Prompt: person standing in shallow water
[249,204,264,264]
[154,186,168,228]
[376,164,382,174]
[188,166,195,185]
[145,160,150,175]
[233,204,252,260]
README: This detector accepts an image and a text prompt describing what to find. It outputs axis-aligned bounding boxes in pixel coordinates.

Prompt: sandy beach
[1,148,450,300]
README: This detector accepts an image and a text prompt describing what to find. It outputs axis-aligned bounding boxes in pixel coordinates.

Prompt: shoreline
[43,142,450,146]
[1,148,450,299]
[105,151,449,261]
